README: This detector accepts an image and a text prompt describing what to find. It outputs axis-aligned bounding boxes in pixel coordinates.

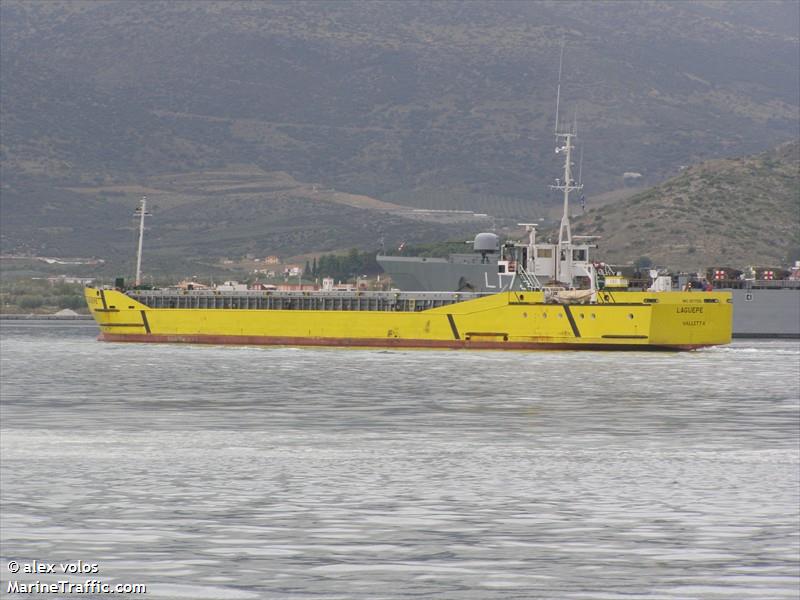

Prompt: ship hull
[96,332,708,351]
[86,288,732,351]
[730,288,800,338]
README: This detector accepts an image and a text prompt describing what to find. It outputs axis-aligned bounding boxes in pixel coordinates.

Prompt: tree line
[0,280,86,313]
[308,249,382,282]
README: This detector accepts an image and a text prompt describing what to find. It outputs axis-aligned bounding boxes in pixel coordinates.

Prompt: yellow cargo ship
[85,286,731,351]
[85,99,732,351]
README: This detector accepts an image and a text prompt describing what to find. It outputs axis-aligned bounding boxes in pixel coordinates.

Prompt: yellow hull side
[85,288,732,350]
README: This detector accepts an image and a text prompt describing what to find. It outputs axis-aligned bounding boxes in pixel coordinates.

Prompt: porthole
[628,313,634,319]
[579,313,585,319]
[591,313,596,319]
[558,313,563,319]
[542,313,547,319]
[522,312,528,318]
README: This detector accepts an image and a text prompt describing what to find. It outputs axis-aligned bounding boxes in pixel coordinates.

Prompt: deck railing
[127,289,493,312]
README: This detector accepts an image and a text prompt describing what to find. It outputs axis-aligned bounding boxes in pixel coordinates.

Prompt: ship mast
[553,132,579,247]
[134,196,150,286]
[549,41,583,284]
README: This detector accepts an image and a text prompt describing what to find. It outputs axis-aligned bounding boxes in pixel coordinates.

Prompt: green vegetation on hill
[314,249,381,282]
[0,280,87,314]
[570,141,800,270]
[382,240,474,258]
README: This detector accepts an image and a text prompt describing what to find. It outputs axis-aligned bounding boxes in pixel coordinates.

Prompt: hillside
[570,141,800,270]
[1,1,798,276]
[0,165,487,273]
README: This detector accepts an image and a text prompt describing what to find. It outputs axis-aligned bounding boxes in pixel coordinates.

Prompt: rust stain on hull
[98,332,705,351]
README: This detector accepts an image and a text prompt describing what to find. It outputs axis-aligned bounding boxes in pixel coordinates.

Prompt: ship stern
[648,292,733,349]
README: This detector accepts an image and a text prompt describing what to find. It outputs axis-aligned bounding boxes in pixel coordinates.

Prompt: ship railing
[515,264,543,291]
[597,264,617,276]
[127,289,492,300]
[712,279,800,290]
[125,289,495,312]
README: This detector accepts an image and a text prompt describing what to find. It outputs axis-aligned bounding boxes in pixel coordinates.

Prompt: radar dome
[473,233,499,253]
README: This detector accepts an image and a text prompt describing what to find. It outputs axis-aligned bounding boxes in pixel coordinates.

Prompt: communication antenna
[554,38,565,135]
[133,196,151,286]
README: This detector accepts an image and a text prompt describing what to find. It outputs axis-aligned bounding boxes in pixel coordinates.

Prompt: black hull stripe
[140,310,151,334]
[563,305,581,338]
[446,314,460,340]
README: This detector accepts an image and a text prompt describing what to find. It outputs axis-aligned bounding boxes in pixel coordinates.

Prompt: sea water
[1,321,798,599]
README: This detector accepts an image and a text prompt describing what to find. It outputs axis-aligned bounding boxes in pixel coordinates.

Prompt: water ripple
[1,323,798,598]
